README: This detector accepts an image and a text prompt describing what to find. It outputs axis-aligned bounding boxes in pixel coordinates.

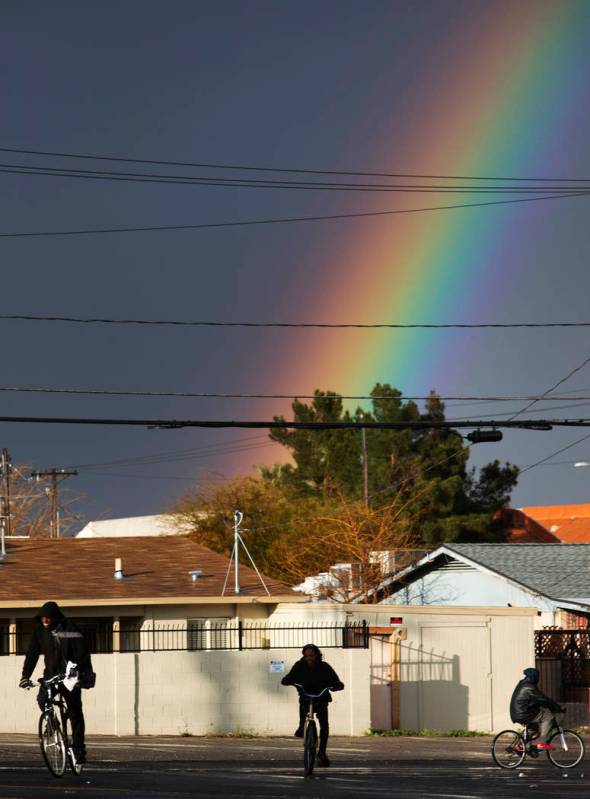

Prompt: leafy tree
[173,477,418,598]
[173,476,333,584]
[265,384,519,545]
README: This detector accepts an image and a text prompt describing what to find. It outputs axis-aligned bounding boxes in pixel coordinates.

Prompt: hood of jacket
[35,601,65,624]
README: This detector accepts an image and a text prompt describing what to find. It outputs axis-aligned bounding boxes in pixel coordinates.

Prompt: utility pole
[0,448,12,554]
[30,468,78,538]
[359,415,369,508]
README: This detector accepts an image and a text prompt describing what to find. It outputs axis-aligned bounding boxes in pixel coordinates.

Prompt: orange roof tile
[520,504,590,543]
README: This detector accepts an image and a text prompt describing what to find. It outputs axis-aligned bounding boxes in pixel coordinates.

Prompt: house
[374,543,590,628]
[520,503,590,543]
[0,535,541,735]
[0,535,374,737]
[0,533,301,656]
[75,513,191,538]
[499,508,560,543]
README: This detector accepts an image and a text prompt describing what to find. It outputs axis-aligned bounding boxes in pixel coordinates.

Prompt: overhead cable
[519,432,590,474]
[1,315,590,329]
[1,145,588,183]
[1,191,587,239]
[0,415,583,429]
[3,385,590,402]
[3,161,590,194]
[509,353,590,421]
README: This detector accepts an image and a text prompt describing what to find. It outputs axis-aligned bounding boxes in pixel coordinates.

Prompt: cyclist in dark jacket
[19,601,92,763]
[510,667,564,748]
[281,644,344,768]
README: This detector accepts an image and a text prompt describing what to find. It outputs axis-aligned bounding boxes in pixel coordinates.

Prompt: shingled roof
[446,543,590,602]
[0,536,297,606]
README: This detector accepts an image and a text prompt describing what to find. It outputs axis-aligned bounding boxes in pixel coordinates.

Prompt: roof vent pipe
[188,569,203,582]
[114,558,124,580]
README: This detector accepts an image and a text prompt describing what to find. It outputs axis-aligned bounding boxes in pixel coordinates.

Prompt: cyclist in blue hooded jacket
[510,667,564,749]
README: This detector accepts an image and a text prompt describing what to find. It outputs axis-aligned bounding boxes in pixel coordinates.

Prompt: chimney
[114,558,124,580]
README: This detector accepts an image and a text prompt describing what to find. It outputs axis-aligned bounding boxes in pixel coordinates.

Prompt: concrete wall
[352,605,535,732]
[272,603,535,732]
[1,647,370,737]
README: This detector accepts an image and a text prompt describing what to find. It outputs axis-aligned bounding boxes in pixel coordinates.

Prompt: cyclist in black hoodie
[19,601,92,763]
[510,667,564,749]
[281,644,344,767]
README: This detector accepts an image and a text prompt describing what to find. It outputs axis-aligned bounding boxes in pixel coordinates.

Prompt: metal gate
[535,629,590,727]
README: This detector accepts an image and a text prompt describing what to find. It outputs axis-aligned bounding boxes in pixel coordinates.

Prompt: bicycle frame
[39,674,80,771]
[522,718,568,751]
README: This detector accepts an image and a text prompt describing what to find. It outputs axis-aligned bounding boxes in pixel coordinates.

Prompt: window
[0,620,10,656]
[120,617,143,652]
[187,618,231,651]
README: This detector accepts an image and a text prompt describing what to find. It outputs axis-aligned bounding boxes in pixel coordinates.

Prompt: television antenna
[221,510,270,597]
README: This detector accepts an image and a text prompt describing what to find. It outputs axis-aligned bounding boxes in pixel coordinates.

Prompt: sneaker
[317,752,330,767]
[74,750,87,764]
[294,727,304,738]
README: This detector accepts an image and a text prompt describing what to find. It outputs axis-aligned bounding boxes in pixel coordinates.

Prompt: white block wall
[3,648,370,737]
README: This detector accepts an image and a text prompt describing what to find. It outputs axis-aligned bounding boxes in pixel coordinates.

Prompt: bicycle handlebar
[292,683,334,699]
[38,674,66,687]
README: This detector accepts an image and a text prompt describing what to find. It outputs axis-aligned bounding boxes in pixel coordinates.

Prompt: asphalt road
[0,734,586,798]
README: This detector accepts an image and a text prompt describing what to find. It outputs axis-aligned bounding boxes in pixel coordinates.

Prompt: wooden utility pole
[0,449,12,551]
[30,468,78,538]
[361,426,369,508]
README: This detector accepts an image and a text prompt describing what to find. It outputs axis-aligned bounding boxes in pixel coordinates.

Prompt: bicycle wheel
[546,729,585,769]
[303,720,318,777]
[39,711,67,777]
[492,730,526,769]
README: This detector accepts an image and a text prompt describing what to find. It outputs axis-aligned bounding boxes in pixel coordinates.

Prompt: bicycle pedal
[527,746,539,758]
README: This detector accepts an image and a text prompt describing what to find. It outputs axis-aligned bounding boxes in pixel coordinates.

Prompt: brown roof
[0,536,296,604]
[521,504,590,543]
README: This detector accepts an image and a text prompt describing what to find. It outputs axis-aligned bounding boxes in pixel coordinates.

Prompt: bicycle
[22,674,84,777]
[292,683,332,777]
[492,716,585,770]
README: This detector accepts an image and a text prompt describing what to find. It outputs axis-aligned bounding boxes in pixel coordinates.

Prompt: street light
[574,462,590,468]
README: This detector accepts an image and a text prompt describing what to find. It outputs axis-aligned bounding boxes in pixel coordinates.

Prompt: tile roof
[0,536,295,604]
[446,543,590,601]
[498,509,560,544]
[520,504,590,543]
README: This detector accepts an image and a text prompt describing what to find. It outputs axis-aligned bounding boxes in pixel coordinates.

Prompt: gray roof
[445,543,590,601]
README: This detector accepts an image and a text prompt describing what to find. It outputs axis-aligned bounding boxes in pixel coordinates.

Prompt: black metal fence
[0,621,369,655]
[535,629,590,727]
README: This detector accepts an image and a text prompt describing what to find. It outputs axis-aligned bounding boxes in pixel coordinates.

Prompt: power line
[0,414,584,429]
[74,441,276,471]
[4,385,590,402]
[519,432,590,474]
[69,434,269,470]
[509,353,590,421]
[1,145,589,183]
[2,315,590,330]
[1,191,587,240]
[5,162,590,194]
[79,470,226,481]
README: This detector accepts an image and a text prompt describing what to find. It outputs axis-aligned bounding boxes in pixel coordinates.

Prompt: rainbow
[230,1,588,474]
[269,1,586,401]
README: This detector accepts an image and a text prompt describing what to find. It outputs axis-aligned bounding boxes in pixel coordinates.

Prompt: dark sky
[1,1,590,526]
